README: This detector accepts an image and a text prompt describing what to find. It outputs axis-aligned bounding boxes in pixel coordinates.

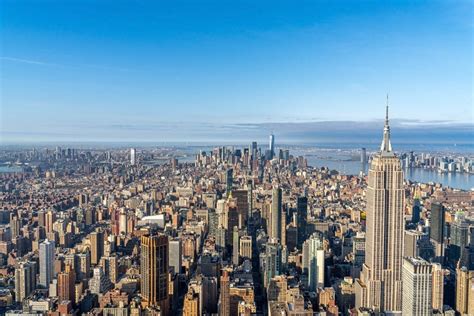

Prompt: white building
[39,239,55,288]
[402,257,433,316]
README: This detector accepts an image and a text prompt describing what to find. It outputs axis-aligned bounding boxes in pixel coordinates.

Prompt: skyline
[1,0,473,143]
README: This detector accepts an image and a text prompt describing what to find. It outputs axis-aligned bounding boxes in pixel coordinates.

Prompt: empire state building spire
[355,94,404,313]
[380,94,393,153]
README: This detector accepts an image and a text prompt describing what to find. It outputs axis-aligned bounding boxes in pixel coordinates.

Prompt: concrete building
[402,257,433,316]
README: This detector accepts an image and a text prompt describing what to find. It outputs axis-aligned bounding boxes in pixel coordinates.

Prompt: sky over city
[1,0,473,143]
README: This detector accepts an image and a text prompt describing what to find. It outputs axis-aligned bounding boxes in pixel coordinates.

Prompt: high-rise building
[431,263,444,312]
[45,209,56,234]
[450,219,469,263]
[402,257,433,316]
[361,147,367,164]
[239,236,252,260]
[356,102,404,313]
[270,186,282,242]
[100,255,118,284]
[168,238,182,275]
[225,168,233,195]
[141,233,169,315]
[303,233,325,291]
[430,203,445,261]
[404,230,423,258]
[90,230,104,266]
[219,270,230,316]
[183,287,200,316]
[455,260,474,315]
[264,239,282,288]
[269,133,275,159]
[296,196,308,249]
[89,266,112,295]
[15,261,37,302]
[130,148,136,165]
[39,239,55,287]
[58,264,76,304]
[352,232,366,278]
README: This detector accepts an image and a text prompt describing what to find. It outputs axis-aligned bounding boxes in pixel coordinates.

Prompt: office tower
[356,102,404,313]
[58,264,76,304]
[232,189,249,226]
[264,239,282,287]
[269,133,275,159]
[141,233,169,314]
[455,253,474,315]
[404,230,423,258]
[183,287,200,316]
[90,230,104,265]
[232,226,240,265]
[37,210,46,227]
[402,257,433,316]
[168,238,182,274]
[270,186,282,242]
[412,198,421,224]
[430,203,445,243]
[431,263,444,311]
[247,180,253,223]
[219,270,230,316]
[450,219,469,263]
[208,209,218,238]
[361,147,367,164]
[225,168,233,195]
[296,196,308,248]
[15,261,36,302]
[130,148,136,165]
[352,232,366,278]
[10,215,20,238]
[39,239,55,287]
[239,236,252,260]
[303,233,325,291]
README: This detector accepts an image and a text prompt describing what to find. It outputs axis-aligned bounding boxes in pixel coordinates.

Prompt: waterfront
[306,157,474,191]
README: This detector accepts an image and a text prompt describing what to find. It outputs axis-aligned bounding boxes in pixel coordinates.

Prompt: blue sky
[0,0,472,143]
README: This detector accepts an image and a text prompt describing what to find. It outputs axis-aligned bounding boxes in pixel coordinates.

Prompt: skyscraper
[430,203,445,243]
[269,133,275,159]
[270,186,282,242]
[296,196,308,248]
[402,257,433,316]
[58,264,76,304]
[141,232,169,315]
[168,237,182,275]
[219,269,230,316]
[90,230,104,265]
[264,239,282,288]
[225,168,233,195]
[130,148,136,165]
[431,263,444,312]
[355,101,404,313]
[303,232,325,291]
[39,239,55,287]
[430,203,446,262]
[15,261,36,302]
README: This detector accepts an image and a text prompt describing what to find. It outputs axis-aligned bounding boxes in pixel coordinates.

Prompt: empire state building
[355,100,405,314]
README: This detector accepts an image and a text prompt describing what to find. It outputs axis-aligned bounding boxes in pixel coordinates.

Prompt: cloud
[1,118,472,145]
[1,56,131,72]
[0,57,59,66]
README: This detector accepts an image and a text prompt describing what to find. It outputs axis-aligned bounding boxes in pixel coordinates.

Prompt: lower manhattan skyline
[0,1,473,316]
